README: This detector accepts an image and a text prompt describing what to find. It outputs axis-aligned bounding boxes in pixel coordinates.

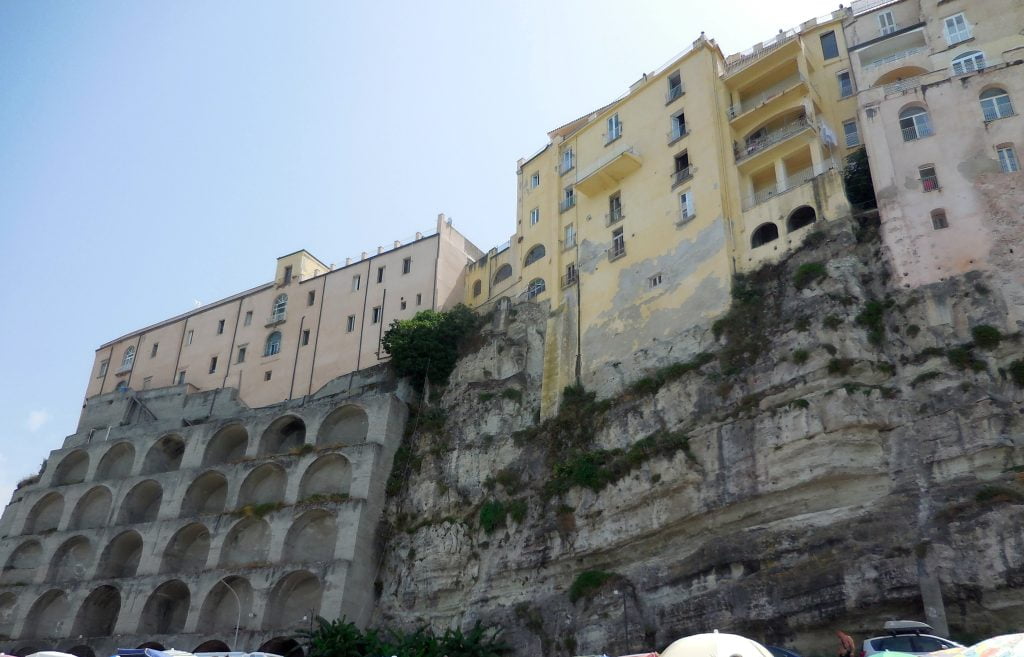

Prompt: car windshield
[914,637,952,652]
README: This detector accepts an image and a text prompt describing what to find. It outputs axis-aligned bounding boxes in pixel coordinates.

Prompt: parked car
[862,621,962,656]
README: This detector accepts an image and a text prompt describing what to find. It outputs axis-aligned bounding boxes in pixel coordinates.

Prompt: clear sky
[0,0,840,501]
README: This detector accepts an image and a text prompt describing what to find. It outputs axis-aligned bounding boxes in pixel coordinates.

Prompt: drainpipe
[220,299,244,389]
[354,259,372,374]
[307,274,329,396]
[288,315,305,400]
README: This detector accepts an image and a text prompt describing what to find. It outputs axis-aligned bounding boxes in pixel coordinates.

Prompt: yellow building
[465,12,861,413]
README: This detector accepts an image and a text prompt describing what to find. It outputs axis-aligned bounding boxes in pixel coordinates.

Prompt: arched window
[264,331,282,357]
[899,107,933,141]
[472,280,482,297]
[980,88,1014,122]
[524,245,546,267]
[121,346,135,370]
[952,51,985,75]
[526,278,546,299]
[751,223,779,248]
[787,206,817,232]
[271,294,287,322]
[493,264,513,285]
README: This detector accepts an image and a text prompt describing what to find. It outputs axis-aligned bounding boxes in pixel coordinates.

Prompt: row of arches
[50,404,369,487]
[22,453,352,536]
[750,205,817,249]
[5,509,339,586]
[7,570,322,640]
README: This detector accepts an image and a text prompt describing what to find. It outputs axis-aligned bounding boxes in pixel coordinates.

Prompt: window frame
[930,208,949,230]
[271,294,288,321]
[526,278,546,299]
[997,145,1020,173]
[980,88,1014,122]
[951,50,985,75]
[899,107,933,141]
[943,13,971,45]
[352,274,361,291]
[843,119,860,147]
[244,311,253,326]
[264,331,282,357]
[237,346,247,363]
[679,190,695,222]
[837,70,854,98]
[529,207,540,225]
[371,306,382,324]
[605,113,622,144]
[402,257,412,274]
[820,31,840,60]
[918,164,940,191]
[878,10,896,35]
[121,346,135,369]
[524,244,546,267]
[564,223,576,249]
[530,171,540,188]
[346,315,356,332]
[98,359,109,377]
[209,356,218,374]
[376,266,385,284]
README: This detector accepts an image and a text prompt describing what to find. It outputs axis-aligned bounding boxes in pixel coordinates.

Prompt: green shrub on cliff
[381,305,479,388]
[299,616,507,657]
[568,570,614,603]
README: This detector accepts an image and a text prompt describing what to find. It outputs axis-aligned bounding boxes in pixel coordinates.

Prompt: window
[838,71,854,98]
[352,274,361,291]
[142,376,152,390]
[560,186,575,212]
[121,346,135,370]
[843,119,860,147]
[283,265,292,285]
[302,329,310,346]
[527,278,546,299]
[372,306,382,324]
[952,51,985,75]
[524,244,546,267]
[416,293,422,306]
[271,294,287,322]
[530,208,540,225]
[98,359,109,377]
[150,343,159,358]
[820,31,839,59]
[402,257,412,274]
[473,280,482,297]
[264,370,272,381]
[217,319,225,334]
[209,356,218,374]
[606,113,622,143]
[751,223,780,248]
[673,152,692,186]
[377,266,385,283]
[400,299,407,310]
[609,227,625,260]
[346,315,356,332]
[944,13,971,45]
[998,145,1020,173]
[563,263,578,287]
[608,193,623,224]
[899,107,933,141]
[649,273,663,288]
[980,88,1014,121]
[530,172,540,188]
[186,329,194,345]
[116,381,129,392]
[670,111,687,141]
[919,165,939,191]
[931,209,949,230]
[878,10,896,35]
[177,371,186,385]
[679,191,695,222]
[244,311,253,326]
[307,290,315,306]
[493,264,513,284]
[237,346,247,363]
[667,72,683,103]
[564,223,576,249]
[560,148,574,175]
[264,331,282,357]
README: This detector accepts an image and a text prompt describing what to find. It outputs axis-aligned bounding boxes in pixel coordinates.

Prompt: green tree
[380,305,479,388]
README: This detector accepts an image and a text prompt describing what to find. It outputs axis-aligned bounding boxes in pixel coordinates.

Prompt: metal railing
[666,83,685,103]
[559,196,576,213]
[672,165,694,186]
[116,363,133,375]
[560,269,578,288]
[725,30,798,75]
[605,208,624,226]
[884,75,923,95]
[667,126,688,143]
[558,157,575,175]
[608,239,626,261]
[901,123,933,141]
[741,165,822,211]
[728,73,803,119]
[266,311,287,325]
[735,117,812,162]
[864,46,927,71]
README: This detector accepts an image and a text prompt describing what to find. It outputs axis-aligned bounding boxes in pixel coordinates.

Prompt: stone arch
[786,205,817,232]
[258,415,307,455]
[266,570,322,630]
[472,279,482,297]
[873,65,928,88]
[493,264,513,285]
[283,510,337,563]
[258,637,303,657]
[141,434,185,474]
[203,423,249,466]
[24,492,63,534]
[298,454,352,501]
[96,530,143,579]
[181,470,228,515]
[118,479,163,524]
[71,585,120,637]
[317,405,369,447]
[220,517,271,567]
[68,646,96,657]
[47,535,93,582]
[138,579,190,634]
[194,640,231,653]
[23,589,70,638]
[2,540,42,584]
[96,442,135,480]
[751,222,780,248]
[53,450,90,485]
[0,592,17,638]
[238,463,287,507]
[198,576,254,634]
[161,523,210,574]
[69,486,112,530]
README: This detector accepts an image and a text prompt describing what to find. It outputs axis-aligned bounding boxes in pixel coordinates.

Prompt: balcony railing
[559,196,576,213]
[851,0,900,16]
[608,239,626,262]
[901,124,934,141]
[605,209,624,226]
[666,83,685,104]
[884,75,923,95]
[667,126,688,143]
[864,46,927,71]
[741,165,823,211]
[115,363,133,375]
[725,30,798,75]
[560,270,578,288]
[558,157,575,176]
[728,73,803,119]
[672,165,694,186]
[266,311,287,326]
[735,117,812,162]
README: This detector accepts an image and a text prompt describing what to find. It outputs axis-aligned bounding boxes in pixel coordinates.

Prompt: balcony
[666,83,685,104]
[605,208,625,226]
[864,46,927,72]
[115,363,133,375]
[607,239,626,262]
[559,196,576,213]
[672,165,695,187]
[575,145,642,196]
[558,157,575,176]
[265,311,287,327]
[884,75,923,95]
[735,117,813,164]
[725,30,798,78]
[560,269,578,288]
[742,165,822,211]
[728,72,804,120]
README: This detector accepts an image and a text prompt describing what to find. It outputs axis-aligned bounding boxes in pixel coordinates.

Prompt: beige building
[843,0,1024,288]
[85,215,481,410]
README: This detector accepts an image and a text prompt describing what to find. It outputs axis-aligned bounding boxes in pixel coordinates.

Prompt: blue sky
[0,0,838,501]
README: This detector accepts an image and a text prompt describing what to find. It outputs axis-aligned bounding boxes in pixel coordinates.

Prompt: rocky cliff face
[371,218,1024,657]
